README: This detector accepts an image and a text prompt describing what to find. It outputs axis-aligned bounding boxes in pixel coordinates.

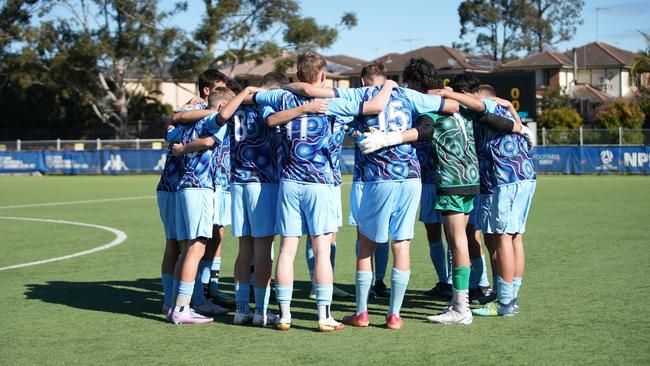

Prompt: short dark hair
[207,87,235,109]
[227,78,243,94]
[198,69,229,98]
[402,58,442,91]
[261,71,290,88]
[361,61,388,81]
[449,74,481,93]
[477,84,496,97]
[296,51,327,83]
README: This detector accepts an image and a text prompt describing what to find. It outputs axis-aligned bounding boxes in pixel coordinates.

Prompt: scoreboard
[441,71,537,120]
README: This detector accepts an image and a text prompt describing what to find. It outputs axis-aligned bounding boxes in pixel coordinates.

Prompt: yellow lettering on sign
[511,87,520,99]
[443,78,450,86]
[512,100,520,110]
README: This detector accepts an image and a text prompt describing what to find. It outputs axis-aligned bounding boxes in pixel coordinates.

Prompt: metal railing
[0,138,167,151]
[538,128,650,146]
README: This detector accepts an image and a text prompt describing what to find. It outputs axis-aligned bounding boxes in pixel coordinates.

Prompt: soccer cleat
[318,317,345,332]
[471,300,516,317]
[192,301,229,316]
[427,307,473,325]
[370,281,391,298]
[342,311,370,327]
[233,311,255,325]
[208,290,236,309]
[472,289,497,305]
[333,285,353,298]
[424,282,452,300]
[170,309,214,324]
[252,311,278,327]
[275,317,292,331]
[385,313,404,330]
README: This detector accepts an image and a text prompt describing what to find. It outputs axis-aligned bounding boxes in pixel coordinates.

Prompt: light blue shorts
[479,180,536,234]
[334,185,343,227]
[419,183,442,224]
[276,180,337,237]
[176,188,214,240]
[156,191,176,239]
[358,180,422,243]
[231,183,278,237]
[348,181,363,226]
[213,188,231,227]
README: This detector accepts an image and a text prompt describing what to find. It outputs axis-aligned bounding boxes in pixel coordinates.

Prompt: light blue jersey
[157,126,185,192]
[334,86,444,182]
[228,105,279,183]
[176,113,224,190]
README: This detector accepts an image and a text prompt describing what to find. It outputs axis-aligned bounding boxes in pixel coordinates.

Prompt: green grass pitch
[0,175,649,365]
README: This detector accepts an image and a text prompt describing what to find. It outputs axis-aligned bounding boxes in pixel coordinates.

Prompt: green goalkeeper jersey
[420,111,480,195]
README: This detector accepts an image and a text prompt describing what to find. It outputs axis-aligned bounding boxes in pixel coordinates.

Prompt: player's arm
[431,89,485,112]
[215,86,262,125]
[171,137,215,156]
[266,99,329,127]
[282,82,337,98]
[326,80,397,118]
[166,125,183,142]
[402,87,459,114]
[491,96,522,125]
[358,114,432,154]
[171,109,214,124]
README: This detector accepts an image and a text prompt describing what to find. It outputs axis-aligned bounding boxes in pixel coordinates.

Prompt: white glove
[520,125,535,151]
[359,129,403,154]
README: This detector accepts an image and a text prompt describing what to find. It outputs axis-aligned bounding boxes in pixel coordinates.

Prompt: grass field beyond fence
[0,175,649,365]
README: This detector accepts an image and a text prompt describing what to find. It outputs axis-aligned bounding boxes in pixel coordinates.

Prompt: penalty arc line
[0,216,128,272]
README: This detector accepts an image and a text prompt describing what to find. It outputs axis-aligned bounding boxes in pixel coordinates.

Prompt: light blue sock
[513,276,522,299]
[497,276,514,305]
[275,284,293,319]
[479,256,490,288]
[314,284,333,307]
[162,273,174,308]
[374,243,389,283]
[191,273,205,305]
[355,271,372,314]
[388,268,410,317]
[254,287,270,315]
[429,240,448,283]
[235,282,250,313]
[208,257,221,296]
[446,248,453,285]
[330,243,336,270]
[470,257,483,289]
[199,259,211,285]
[174,280,194,311]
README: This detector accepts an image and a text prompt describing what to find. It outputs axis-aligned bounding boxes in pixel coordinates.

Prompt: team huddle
[155,51,537,331]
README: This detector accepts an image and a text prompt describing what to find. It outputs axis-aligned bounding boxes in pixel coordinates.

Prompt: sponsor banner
[1,147,648,175]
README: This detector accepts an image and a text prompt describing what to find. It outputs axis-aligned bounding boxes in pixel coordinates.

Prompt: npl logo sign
[623,152,650,167]
[597,149,618,171]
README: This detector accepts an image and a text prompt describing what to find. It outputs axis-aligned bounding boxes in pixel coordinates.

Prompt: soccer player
[358,81,524,325]
[401,58,453,300]
[469,83,536,317]
[253,51,397,332]
[167,87,235,324]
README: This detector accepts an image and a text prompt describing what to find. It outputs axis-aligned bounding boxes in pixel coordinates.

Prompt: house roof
[502,51,572,69]
[572,83,614,103]
[218,55,356,79]
[344,45,497,76]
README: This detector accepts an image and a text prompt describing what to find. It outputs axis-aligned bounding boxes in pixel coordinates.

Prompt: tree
[541,87,573,110]
[172,0,357,79]
[538,107,583,129]
[595,100,645,129]
[521,0,584,53]
[455,0,529,61]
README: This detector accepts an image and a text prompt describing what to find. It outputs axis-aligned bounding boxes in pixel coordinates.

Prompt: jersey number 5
[377,101,409,132]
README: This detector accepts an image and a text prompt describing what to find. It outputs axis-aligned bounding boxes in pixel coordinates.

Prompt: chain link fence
[0,139,167,151]
[538,128,650,146]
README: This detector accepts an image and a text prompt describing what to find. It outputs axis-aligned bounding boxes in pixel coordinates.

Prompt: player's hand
[171,143,185,156]
[493,96,512,108]
[383,79,398,89]
[359,129,403,154]
[520,125,535,151]
[428,89,447,97]
[303,98,328,114]
[244,86,262,94]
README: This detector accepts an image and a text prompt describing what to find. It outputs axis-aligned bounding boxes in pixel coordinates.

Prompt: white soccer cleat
[169,309,214,325]
[252,311,279,327]
[427,307,473,325]
[233,311,254,325]
[192,301,229,316]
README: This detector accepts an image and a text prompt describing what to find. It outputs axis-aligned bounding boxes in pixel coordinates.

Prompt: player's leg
[252,235,276,326]
[343,233,376,327]
[372,240,391,298]
[511,180,535,312]
[157,190,179,314]
[275,236,299,330]
[467,221,490,302]
[513,233,524,313]
[423,222,452,299]
[233,236,254,324]
[312,232,343,332]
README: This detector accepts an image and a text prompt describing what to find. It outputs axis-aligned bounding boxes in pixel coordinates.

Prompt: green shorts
[435,194,475,215]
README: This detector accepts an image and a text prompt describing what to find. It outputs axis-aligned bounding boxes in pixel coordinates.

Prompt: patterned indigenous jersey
[156,125,185,192]
[421,111,480,195]
[176,113,224,190]
[335,86,444,183]
[330,118,345,186]
[483,103,536,187]
[414,117,437,185]
[254,90,356,185]
[227,104,279,184]
[212,123,230,192]
[347,119,366,183]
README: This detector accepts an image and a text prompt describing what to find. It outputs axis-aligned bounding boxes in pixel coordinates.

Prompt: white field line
[0,195,154,210]
[0,216,128,272]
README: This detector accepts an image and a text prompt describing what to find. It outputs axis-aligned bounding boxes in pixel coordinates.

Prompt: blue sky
[160,0,650,60]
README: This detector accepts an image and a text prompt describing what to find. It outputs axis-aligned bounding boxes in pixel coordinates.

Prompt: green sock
[452,266,471,291]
